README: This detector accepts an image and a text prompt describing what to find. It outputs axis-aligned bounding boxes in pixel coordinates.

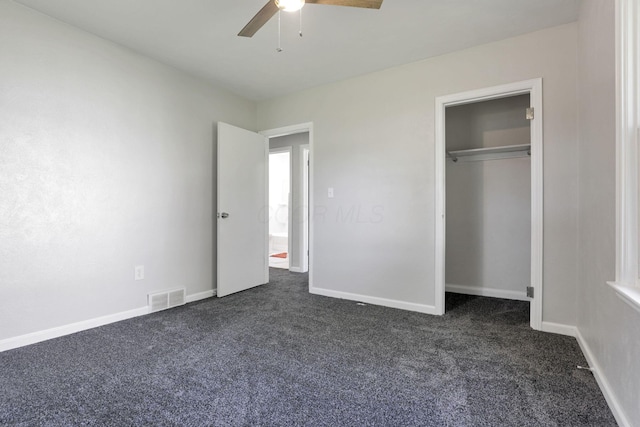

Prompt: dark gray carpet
[1,269,615,426]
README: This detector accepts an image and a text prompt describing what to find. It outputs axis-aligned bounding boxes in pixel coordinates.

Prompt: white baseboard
[540,321,577,337]
[186,289,216,303]
[309,286,439,315]
[289,267,305,273]
[446,283,529,301]
[1,288,217,353]
[0,306,149,353]
[576,329,631,427]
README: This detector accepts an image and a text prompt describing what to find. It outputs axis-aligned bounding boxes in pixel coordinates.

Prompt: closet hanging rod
[447,144,531,163]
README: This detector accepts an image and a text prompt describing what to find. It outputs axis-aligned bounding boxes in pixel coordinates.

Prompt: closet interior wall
[445,95,532,300]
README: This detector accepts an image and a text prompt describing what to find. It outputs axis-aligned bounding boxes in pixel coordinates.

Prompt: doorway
[268,148,291,269]
[262,123,312,279]
[434,79,543,330]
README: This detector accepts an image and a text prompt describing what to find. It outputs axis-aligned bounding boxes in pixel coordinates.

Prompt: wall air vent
[148,288,186,313]
[168,289,186,307]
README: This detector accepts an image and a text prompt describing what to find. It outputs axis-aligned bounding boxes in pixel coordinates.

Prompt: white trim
[0,306,148,353]
[186,289,216,303]
[260,122,313,139]
[264,136,270,284]
[310,286,439,315]
[614,0,640,289]
[0,289,217,353]
[289,267,304,273]
[446,284,529,301]
[576,329,632,427]
[608,281,640,314]
[434,99,446,315]
[301,146,310,273]
[434,78,544,330]
[529,79,544,331]
[261,123,314,289]
[540,321,577,337]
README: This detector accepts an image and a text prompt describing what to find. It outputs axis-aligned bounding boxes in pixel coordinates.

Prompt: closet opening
[434,79,543,330]
[446,94,531,301]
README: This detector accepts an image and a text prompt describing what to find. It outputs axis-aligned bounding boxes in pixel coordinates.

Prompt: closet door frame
[434,78,544,331]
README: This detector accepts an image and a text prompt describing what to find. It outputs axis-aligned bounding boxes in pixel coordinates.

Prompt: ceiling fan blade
[238,1,279,38]
[305,0,383,9]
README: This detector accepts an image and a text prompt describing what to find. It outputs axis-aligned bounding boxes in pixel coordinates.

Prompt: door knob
[220,212,229,219]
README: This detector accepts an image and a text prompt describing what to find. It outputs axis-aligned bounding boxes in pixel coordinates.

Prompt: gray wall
[257,23,578,324]
[576,0,640,424]
[446,96,531,297]
[0,2,256,341]
[269,133,309,272]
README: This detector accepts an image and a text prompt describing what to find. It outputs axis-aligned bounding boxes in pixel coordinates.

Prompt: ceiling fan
[238,0,384,38]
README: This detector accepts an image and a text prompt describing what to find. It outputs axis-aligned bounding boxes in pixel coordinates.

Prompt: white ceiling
[14,0,580,101]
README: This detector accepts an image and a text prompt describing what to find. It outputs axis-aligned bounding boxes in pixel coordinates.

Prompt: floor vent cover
[148,289,186,313]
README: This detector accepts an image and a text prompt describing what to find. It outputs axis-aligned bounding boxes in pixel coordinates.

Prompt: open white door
[217,122,268,297]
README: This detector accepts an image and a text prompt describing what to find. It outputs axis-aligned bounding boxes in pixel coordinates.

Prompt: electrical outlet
[328,187,334,198]
[135,265,145,281]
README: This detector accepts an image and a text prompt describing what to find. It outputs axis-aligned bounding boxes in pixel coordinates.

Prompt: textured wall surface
[0,1,256,340]
[258,24,579,324]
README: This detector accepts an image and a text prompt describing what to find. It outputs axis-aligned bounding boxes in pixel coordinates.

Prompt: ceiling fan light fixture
[238,0,382,38]
[275,0,305,12]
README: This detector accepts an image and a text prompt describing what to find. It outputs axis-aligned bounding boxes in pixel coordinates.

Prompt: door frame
[434,78,544,330]
[301,146,310,273]
[260,123,314,286]
[268,146,293,265]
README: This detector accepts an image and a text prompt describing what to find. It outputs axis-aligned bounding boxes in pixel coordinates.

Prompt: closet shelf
[447,144,531,162]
